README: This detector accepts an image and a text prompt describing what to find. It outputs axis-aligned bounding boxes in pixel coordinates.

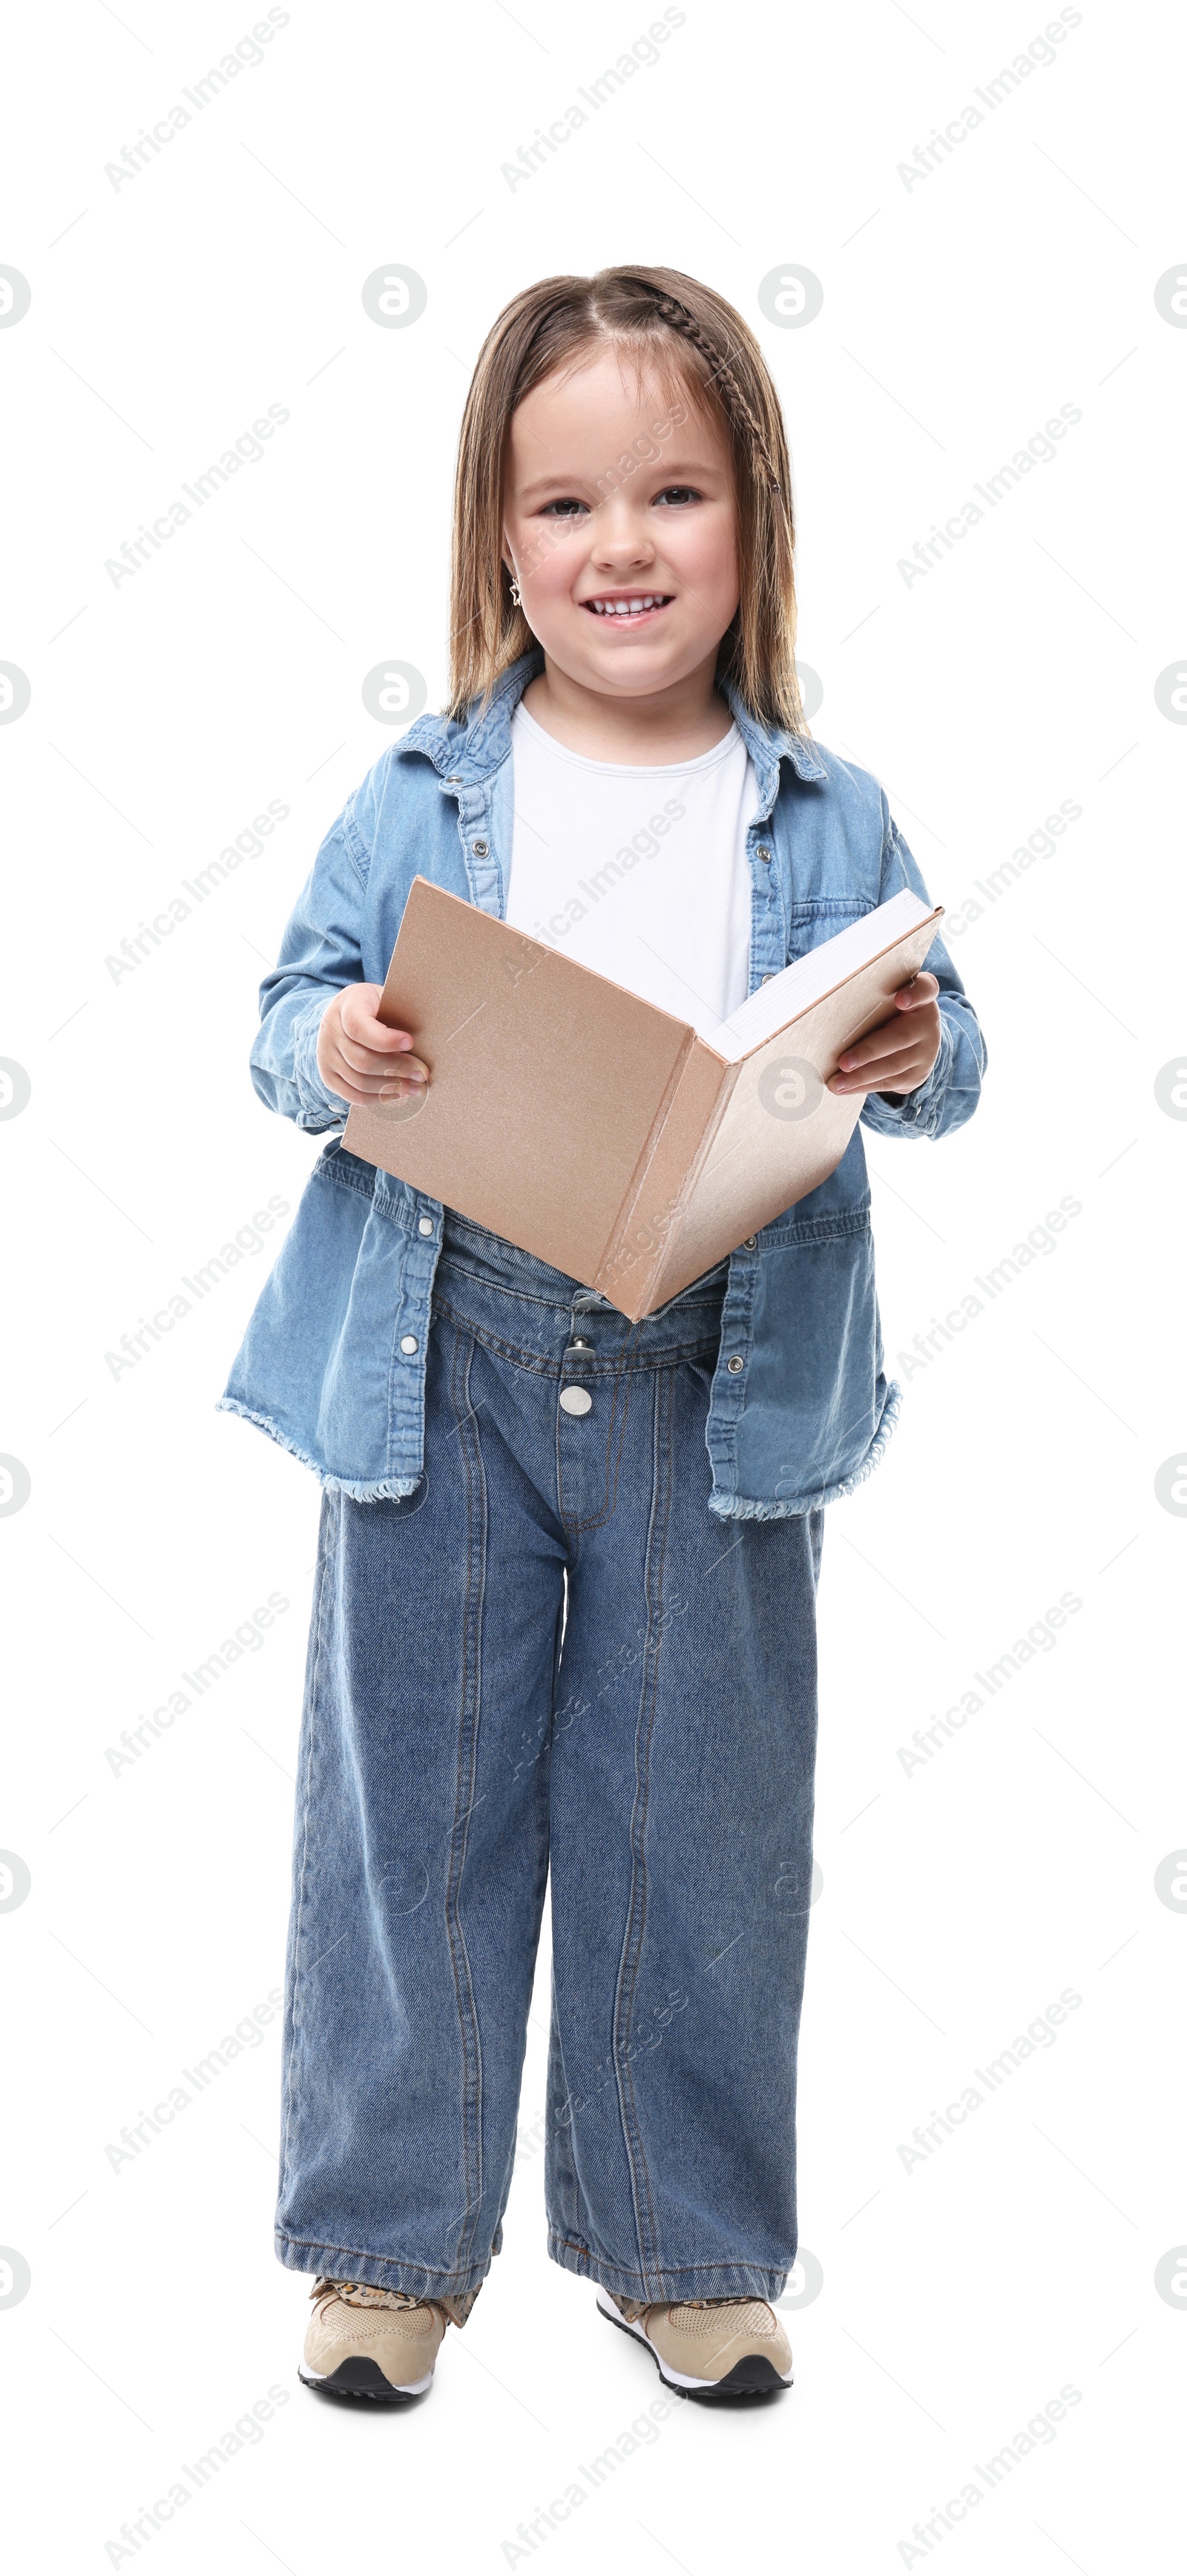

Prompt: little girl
[223,265,984,2407]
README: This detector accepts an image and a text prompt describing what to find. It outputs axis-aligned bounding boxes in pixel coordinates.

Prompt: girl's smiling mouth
[579,591,674,623]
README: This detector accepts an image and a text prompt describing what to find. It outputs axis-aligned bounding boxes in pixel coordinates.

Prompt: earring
[509,574,522,607]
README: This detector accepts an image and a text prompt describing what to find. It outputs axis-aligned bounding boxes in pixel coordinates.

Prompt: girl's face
[501,347,739,702]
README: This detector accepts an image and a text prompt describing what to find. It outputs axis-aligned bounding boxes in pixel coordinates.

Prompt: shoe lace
[312,2278,431,2313]
[311,2276,477,2327]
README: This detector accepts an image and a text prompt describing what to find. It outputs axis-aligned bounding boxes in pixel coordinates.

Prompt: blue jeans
[275,1213,823,2304]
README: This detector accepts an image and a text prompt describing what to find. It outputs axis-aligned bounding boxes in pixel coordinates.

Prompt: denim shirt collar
[395,649,827,805]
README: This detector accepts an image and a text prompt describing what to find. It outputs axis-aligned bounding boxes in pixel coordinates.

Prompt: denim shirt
[220,651,984,1518]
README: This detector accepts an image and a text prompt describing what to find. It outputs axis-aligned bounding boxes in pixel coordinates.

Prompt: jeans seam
[445,1323,487,2273]
[562,1322,714,1540]
[559,1337,637,1538]
[546,2237,792,2298]
[573,1349,724,1538]
[550,2246,785,2272]
[545,1964,585,2249]
[433,1289,720,1380]
[276,2229,487,2288]
[434,1251,575,1314]
[437,1239,726,1317]
[279,1491,336,2207]
[610,1365,672,2294]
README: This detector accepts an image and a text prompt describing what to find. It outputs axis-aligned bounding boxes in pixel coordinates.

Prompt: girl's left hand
[827,971,942,1096]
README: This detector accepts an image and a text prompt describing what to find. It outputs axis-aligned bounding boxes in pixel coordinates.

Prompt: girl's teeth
[593,596,665,614]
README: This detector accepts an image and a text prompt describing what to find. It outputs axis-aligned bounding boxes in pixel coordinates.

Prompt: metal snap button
[565,1337,594,1353]
[743,1236,757,1250]
[418,1217,433,1236]
[761,972,774,984]
[757,845,772,863]
[400,1334,418,1355]
[559,1385,592,1416]
[726,1354,743,1374]
[445,774,461,784]
[472,838,489,857]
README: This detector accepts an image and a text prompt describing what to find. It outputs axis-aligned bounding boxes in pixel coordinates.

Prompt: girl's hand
[317,984,428,1107]
[827,971,942,1097]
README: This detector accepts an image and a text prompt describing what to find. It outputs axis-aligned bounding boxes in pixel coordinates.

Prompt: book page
[709,888,935,1064]
[644,912,943,1308]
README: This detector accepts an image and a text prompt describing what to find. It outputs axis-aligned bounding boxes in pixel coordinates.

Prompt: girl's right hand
[316,984,428,1106]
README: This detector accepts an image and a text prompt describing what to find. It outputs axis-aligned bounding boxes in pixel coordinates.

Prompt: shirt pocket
[786,897,872,965]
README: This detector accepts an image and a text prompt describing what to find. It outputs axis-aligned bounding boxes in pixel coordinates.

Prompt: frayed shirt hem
[215,1397,422,1502]
[219,1378,904,1516]
[708,1379,903,1518]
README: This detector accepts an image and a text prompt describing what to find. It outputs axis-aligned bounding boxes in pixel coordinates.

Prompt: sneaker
[596,2288,792,2399]
[299,2278,473,2402]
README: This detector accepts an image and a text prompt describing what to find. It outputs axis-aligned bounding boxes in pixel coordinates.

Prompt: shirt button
[757,845,772,863]
[472,838,489,857]
[445,774,461,784]
[559,1385,592,1416]
[400,1334,418,1355]
[726,1354,744,1374]
[418,1217,433,1236]
[743,1236,757,1250]
[761,973,774,985]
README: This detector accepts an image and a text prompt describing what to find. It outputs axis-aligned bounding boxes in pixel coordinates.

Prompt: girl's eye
[539,497,588,519]
[655,486,701,507]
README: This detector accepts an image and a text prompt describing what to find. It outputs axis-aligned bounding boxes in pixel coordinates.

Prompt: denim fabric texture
[275,1215,823,2302]
[220,650,985,1518]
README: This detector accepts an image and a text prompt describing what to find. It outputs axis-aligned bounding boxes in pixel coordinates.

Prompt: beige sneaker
[597,2288,792,2399]
[300,2277,474,2402]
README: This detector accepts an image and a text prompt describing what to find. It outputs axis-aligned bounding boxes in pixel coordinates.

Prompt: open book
[343,878,941,1320]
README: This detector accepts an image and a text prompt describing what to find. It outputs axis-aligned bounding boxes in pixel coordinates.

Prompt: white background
[2,1,1184,2569]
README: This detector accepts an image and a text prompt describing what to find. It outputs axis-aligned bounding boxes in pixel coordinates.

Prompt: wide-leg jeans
[275,1213,823,2304]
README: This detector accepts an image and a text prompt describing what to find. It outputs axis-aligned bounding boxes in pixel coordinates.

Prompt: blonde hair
[447,265,805,735]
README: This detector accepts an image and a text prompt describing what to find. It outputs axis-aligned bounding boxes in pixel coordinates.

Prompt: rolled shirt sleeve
[249,815,366,1131]
[859,815,986,1141]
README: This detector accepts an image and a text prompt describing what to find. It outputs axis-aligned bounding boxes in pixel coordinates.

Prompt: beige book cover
[343,877,942,1320]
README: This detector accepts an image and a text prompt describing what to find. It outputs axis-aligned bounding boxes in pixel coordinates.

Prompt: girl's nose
[588,506,655,569]
[590,541,656,574]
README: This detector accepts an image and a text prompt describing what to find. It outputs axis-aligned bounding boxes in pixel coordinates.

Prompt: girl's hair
[447,265,805,735]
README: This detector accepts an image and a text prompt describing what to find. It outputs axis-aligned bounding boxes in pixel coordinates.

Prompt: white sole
[596,2288,792,2393]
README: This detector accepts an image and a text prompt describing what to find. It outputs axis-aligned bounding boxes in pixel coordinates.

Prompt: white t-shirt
[505,703,756,1038]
